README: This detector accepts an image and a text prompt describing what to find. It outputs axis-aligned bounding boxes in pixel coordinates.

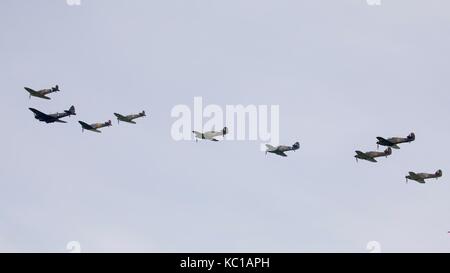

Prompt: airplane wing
[275,151,288,157]
[114,113,126,119]
[78,121,95,130]
[266,144,277,151]
[355,151,377,162]
[25,88,51,100]
[376,137,394,146]
[114,113,130,121]
[29,108,60,123]
[409,172,425,183]
[29,108,46,117]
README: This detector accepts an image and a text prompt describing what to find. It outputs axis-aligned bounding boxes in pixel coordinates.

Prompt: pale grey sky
[1,0,450,252]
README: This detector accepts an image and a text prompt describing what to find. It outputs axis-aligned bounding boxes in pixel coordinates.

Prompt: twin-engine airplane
[24,85,60,100]
[377,133,415,149]
[78,120,112,133]
[406,170,443,184]
[29,106,76,123]
[265,142,300,157]
[355,147,392,163]
[192,127,228,142]
[114,111,146,124]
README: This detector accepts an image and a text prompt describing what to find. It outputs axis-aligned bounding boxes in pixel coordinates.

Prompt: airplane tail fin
[65,106,76,116]
[222,127,228,136]
[408,132,416,141]
[384,147,392,155]
[53,85,60,92]
[436,169,443,177]
[292,142,300,151]
[106,120,112,126]
[141,110,146,116]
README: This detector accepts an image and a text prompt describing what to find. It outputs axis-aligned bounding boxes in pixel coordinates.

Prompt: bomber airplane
[376,133,415,149]
[265,142,300,157]
[29,106,76,124]
[355,147,392,163]
[406,170,443,184]
[192,127,228,142]
[114,111,146,124]
[24,85,60,100]
[78,120,112,133]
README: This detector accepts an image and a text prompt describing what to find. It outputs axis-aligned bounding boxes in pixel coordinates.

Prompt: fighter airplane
[376,133,415,149]
[265,142,300,157]
[405,170,443,184]
[192,127,228,142]
[29,106,76,123]
[24,85,60,100]
[78,120,112,133]
[114,111,146,124]
[355,147,392,163]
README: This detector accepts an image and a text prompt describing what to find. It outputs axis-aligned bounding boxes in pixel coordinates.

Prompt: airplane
[114,111,146,124]
[78,120,112,133]
[265,142,300,157]
[405,170,443,184]
[29,106,76,124]
[376,133,415,149]
[355,147,392,163]
[24,85,60,100]
[192,127,228,142]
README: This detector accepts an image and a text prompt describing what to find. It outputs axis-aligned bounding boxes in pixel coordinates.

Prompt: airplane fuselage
[114,112,145,124]
[25,86,59,100]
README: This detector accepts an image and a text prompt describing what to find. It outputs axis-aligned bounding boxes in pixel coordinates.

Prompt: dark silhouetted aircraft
[192,127,228,142]
[406,170,443,184]
[377,133,415,149]
[355,147,392,163]
[114,111,146,124]
[265,142,300,157]
[78,120,112,133]
[24,85,60,100]
[29,106,76,123]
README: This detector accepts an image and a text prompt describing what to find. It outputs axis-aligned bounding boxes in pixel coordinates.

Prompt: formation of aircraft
[265,142,300,157]
[356,132,443,184]
[192,127,228,142]
[114,111,146,124]
[355,148,392,163]
[79,120,112,133]
[23,85,443,184]
[24,85,60,100]
[376,133,415,149]
[406,170,443,184]
[29,106,76,123]
[25,85,146,133]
